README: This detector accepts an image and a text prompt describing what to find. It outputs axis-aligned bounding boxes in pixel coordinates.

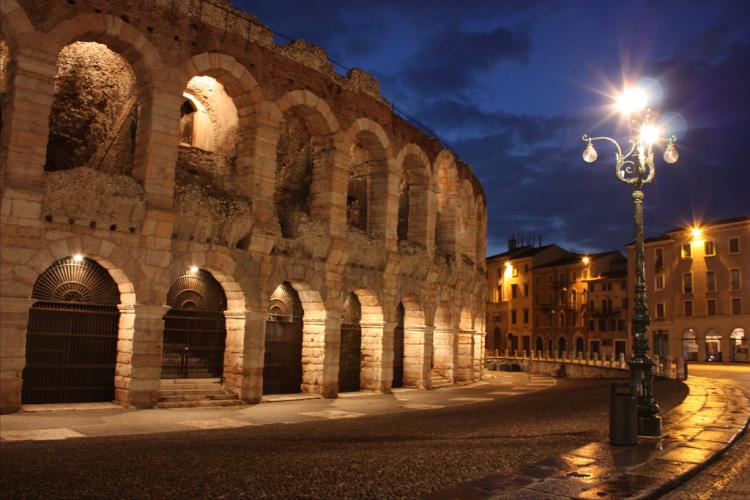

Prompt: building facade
[628,216,750,364]
[0,0,488,412]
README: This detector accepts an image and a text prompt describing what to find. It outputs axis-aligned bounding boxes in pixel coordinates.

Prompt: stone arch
[435,150,461,258]
[704,327,723,362]
[344,118,395,242]
[274,90,341,236]
[395,143,432,249]
[558,336,567,356]
[0,0,33,47]
[458,179,477,262]
[1,238,144,411]
[174,54,263,247]
[575,335,585,357]
[344,287,387,390]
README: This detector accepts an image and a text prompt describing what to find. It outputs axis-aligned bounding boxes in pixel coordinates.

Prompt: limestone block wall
[0,0,488,413]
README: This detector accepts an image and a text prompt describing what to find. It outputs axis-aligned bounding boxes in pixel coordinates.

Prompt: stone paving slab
[425,376,750,499]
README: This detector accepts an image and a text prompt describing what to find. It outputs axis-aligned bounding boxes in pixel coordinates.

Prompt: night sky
[235,0,750,256]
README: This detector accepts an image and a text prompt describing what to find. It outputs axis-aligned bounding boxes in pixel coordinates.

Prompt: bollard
[610,382,637,446]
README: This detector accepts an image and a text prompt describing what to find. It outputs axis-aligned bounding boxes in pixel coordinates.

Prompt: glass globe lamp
[582,143,598,163]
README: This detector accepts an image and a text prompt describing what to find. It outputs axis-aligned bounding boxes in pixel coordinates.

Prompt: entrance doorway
[682,328,698,361]
[161,269,227,379]
[22,257,120,404]
[264,282,304,394]
[705,329,722,362]
[575,337,584,356]
[338,292,362,392]
[731,328,747,362]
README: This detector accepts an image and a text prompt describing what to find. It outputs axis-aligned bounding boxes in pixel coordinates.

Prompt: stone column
[404,325,431,389]
[116,304,168,409]
[223,309,265,402]
[455,330,474,383]
[361,320,391,392]
[0,297,35,413]
[473,332,484,381]
[433,327,457,383]
[303,317,340,398]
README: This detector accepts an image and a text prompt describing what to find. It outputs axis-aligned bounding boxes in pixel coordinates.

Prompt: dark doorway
[535,336,544,354]
[576,337,585,356]
[264,282,304,394]
[338,292,362,392]
[392,303,405,388]
[558,337,567,357]
[161,270,227,379]
[23,257,120,404]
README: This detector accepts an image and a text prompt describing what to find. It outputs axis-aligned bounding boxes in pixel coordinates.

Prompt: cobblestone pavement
[663,363,750,500]
[0,377,687,499]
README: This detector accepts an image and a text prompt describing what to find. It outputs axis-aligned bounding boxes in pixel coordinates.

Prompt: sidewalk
[0,371,554,441]
[427,376,750,499]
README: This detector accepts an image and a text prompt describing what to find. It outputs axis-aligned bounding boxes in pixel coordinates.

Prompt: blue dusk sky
[235,0,750,256]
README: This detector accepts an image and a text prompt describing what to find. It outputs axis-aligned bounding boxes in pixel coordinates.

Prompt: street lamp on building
[580,85,679,437]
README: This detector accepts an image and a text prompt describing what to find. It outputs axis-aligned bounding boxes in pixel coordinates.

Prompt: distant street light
[580,86,680,437]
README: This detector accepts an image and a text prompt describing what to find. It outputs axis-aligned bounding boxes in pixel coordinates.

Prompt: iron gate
[22,257,120,404]
[161,310,226,378]
[338,323,362,392]
[162,270,227,379]
[392,304,405,388]
[263,319,303,394]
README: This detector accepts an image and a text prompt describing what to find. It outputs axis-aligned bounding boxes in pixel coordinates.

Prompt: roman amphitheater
[0,0,487,412]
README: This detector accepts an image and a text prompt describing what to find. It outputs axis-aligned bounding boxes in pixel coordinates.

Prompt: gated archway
[575,336,584,356]
[338,292,362,392]
[161,269,227,379]
[23,256,120,404]
[558,336,567,357]
[392,303,405,388]
[264,282,304,394]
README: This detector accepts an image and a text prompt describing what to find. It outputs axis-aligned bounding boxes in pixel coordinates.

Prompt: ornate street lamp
[581,86,679,437]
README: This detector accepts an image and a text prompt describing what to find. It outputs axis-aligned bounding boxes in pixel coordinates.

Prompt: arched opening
[535,336,544,354]
[458,182,476,262]
[705,329,722,362]
[264,282,304,394]
[162,269,227,379]
[730,328,747,362]
[347,131,387,237]
[575,336,584,356]
[174,76,250,247]
[397,155,429,248]
[275,108,323,238]
[41,41,145,233]
[682,328,698,361]
[392,303,405,388]
[547,337,553,354]
[45,42,137,175]
[339,292,362,392]
[22,256,120,403]
[558,336,567,357]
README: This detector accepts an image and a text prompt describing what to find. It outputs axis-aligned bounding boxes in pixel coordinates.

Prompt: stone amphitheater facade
[0,0,488,412]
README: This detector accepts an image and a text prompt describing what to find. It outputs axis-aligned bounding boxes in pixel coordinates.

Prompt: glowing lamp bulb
[640,124,660,145]
[691,228,702,240]
[617,88,648,114]
[663,143,679,164]
[582,143,598,163]
[189,266,199,274]
[582,256,590,265]
[72,254,84,263]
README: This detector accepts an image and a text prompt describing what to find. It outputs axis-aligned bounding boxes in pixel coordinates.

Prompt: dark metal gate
[392,303,405,388]
[338,292,362,392]
[161,270,227,379]
[22,257,120,404]
[263,282,304,394]
[263,319,303,394]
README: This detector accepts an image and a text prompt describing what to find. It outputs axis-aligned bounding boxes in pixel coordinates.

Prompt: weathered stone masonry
[0,0,488,412]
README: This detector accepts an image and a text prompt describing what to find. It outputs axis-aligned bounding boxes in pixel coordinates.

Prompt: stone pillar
[404,325,431,389]
[116,304,168,409]
[303,317,340,398]
[361,320,390,392]
[224,309,265,402]
[472,332,483,381]
[0,297,35,413]
[433,327,456,382]
[675,356,685,379]
[664,357,675,379]
[455,330,474,383]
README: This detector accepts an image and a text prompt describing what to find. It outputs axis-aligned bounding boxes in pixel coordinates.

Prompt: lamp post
[580,86,679,437]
